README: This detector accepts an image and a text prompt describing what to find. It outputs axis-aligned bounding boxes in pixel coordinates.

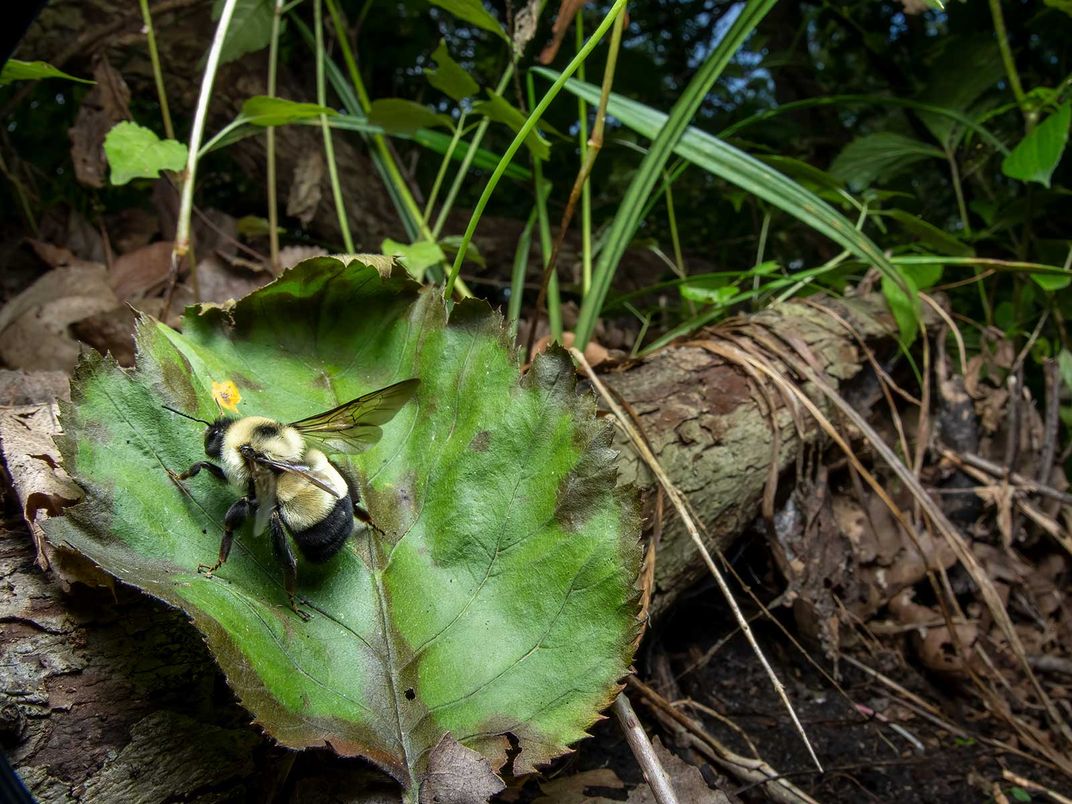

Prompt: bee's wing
[289,379,419,454]
[251,465,278,536]
[246,452,342,498]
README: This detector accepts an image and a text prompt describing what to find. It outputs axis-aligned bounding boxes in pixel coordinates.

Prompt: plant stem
[423,110,467,223]
[315,0,355,253]
[946,147,971,237]
[431,66,515,241]
[170,0,240,305]
[443,0,628,299]
[138,0,174,140]
[575,11,593,296]
[988,0,1033,130]
[323,0,470,293]
[265,0,286,272]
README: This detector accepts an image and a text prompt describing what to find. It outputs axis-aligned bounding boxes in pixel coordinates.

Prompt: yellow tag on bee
[211,380,242,413]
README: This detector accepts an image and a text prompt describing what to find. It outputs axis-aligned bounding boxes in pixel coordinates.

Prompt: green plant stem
[988,0,1033,130]
[443,0,627,298]
[576,12,593,296]
[752,209,770,302]
[265,0,286,272]
[423,110,468,222]
[946,148,971,237]
[529,78,562,340]
[508,210,537,340]
[315,0,354,253]
[524,6,626,355]
[431,67,515,241]
[138,0,174,140]
[170,0,240,305]
[572,0,778,347]
[323,0,469,294]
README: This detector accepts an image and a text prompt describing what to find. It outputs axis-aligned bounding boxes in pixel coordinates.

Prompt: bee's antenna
[162,405,212,426]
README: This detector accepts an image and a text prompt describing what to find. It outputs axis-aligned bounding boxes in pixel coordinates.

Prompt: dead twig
[1001,769,1072,804]
[612,693,680,804]
[938,447,1072,507]
[569,347,824,773]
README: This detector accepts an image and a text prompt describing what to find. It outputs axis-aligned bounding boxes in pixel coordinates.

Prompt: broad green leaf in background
[424,40,479,101]
[876,209,974,256]
[45,257,640,796]
[428,0,510,42]
[380,238,445,280]
[473,91,551,160]
[829,133,946,191]
[368,99,455,135]
[200,97,338,154]
[881,262,943,346]
[213,0,274,64]
[104,121,188,185]
[1002,103,1071,188]
[0,59,93,86]
[1046,0,1072,16]
[916,34,1004,147]
[238,96,337,126]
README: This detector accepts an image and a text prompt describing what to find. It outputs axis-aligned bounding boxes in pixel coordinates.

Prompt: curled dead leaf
[418,733,506,804]
[68,56,131,188]
[0,265,121,371]
[0,404,111,592]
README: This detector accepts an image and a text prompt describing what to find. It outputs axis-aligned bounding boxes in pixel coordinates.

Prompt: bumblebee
[167,379,419,618]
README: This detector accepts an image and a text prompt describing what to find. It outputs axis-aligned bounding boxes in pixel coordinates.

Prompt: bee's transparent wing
[247,453,342,497]
[251,465,278,535]
[289,379,419,454]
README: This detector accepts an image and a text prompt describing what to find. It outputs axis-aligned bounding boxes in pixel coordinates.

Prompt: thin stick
[137,0,174,140]
[525,8,626,357]
[612,694,679,804]
[938,447,1072,506]
[315,0,354,253]
[265,0,286,272]
[168,0,239,307]
[569,347,823,772]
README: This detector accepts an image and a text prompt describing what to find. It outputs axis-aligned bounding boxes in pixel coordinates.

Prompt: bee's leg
[270,508,310,621]
[175,461,227,482]
[352,495,385,536]
[198,496,255,575]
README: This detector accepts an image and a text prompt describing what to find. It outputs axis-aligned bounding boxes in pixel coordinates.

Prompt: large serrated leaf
[44,257,641,794]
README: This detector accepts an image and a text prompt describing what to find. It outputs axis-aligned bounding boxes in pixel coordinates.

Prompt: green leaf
[428,0,509,42]
[540,67,917,347]
[45,257,640,792]
[424,40,479,102]
[877,209,973,256]
[1029,265,1072,291]
[1046,0,1072,16]
[917,34,1005,147]
[368,99,454,135]
[380,238,445,280]
[213,0,275,64]
[829,133,945,191]
[239,96,337,126]
[473,91,551,160]
[0,59,93,86]
[103,122,188,185]
[680,282,737,305]
[881,264,938,344]
[1009,787,1032,802]
[1002,103,1071,188]
[438,235,486,268]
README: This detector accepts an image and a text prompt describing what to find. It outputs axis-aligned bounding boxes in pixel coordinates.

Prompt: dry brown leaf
[109,240,174,299]
[279,245,328,271]
[0,265,121,371]
[0,404,111,591]
[533,331,609,368]
[193,256,272,305]
[27,239,102,272]
[68,56,131,188]
[627,739,731,804]
[534,768,625,803]
[287,148,324,226]
[0,370,70,406]
[109,207,161,254]
[538,0,588,64]
[417,733,505,804]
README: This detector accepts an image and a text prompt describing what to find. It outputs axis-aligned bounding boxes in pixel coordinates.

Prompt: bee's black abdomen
[292,495,354,562]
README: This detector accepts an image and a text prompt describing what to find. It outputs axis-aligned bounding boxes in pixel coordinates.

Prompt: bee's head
[204,417,235,458]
